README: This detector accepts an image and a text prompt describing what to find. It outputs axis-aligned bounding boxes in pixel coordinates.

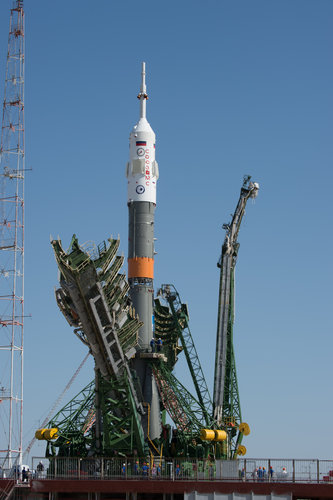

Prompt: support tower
[0,0,25,468]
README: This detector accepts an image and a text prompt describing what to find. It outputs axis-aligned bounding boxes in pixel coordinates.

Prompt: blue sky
[0,0,332,461]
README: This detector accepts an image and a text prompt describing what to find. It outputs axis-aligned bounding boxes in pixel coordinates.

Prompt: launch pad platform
[2,477,333,500]
[2,457,333,500]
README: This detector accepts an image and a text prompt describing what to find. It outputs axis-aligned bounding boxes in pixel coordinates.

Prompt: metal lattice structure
[44,179,258,459]
[213,176,259,458]
[158,284,213,427]
[0,0,25,469]
[48,235,146,457]
[153,364,208,433]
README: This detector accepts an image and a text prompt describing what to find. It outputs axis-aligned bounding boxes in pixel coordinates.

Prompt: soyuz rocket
[126,62,161,439]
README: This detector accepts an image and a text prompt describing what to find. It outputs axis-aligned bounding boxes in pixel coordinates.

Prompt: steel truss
[0,0,25,469]
[213,176,259,458]
[159,284,213,427]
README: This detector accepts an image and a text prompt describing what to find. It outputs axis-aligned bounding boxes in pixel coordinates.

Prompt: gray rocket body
[128,200,155,364]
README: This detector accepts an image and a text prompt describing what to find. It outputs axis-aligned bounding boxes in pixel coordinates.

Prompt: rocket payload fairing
[126,63,159,205]
[126,62,161,439]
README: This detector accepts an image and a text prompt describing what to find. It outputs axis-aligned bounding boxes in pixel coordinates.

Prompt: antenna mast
[0,0,25,468]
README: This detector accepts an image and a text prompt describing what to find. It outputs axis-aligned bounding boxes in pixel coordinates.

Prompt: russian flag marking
[136,141,146,146]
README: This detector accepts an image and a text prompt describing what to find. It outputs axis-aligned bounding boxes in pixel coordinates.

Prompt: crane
[213,176,259,458]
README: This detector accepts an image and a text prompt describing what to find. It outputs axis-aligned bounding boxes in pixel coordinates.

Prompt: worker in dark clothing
[150,338,155,352]
[22,467,28,482]
[156,337,163,352]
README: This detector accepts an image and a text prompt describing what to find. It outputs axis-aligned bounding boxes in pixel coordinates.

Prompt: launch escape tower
[0,0,25,468]
[36,66,258,462]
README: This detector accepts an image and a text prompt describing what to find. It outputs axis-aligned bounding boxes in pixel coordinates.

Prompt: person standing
[37,461,44,479]
[257,467,263,482]
[156,337,163,352]
[121,463,126,477]
[22,467,28,483]
[142,462,148,478]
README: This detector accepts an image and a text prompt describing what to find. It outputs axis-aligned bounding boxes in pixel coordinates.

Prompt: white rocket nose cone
[132,118,154,134]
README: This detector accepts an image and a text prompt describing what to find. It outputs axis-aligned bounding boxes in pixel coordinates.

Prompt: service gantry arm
[213,176,259,457]
[49,235,146,456]
[158,284,213,427]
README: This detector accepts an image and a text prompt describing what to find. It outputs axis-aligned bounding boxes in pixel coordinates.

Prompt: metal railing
[2,458,333,483]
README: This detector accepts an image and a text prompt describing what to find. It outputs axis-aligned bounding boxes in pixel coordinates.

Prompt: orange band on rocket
[128,257,154,279]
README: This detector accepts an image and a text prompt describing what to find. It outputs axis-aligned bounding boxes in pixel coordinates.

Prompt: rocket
[126,62,161,440]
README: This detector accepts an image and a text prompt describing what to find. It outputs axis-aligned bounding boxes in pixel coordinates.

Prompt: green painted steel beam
[213,176,259,459]
[159,284,213,427]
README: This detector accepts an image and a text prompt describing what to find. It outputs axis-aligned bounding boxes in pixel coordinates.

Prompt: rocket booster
[126,62,161,440]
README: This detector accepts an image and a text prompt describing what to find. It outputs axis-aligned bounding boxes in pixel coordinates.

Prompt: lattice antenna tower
[0,0,25,468]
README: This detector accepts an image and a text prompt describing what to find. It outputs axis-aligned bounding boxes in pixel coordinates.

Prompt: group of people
[21,467,31,482]
[132,461,161,478]
[250,465,276,481]
[22,462,44,482]
[150,337,163,353]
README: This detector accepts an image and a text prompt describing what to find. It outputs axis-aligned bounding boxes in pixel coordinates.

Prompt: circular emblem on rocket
[136,185,145,194]
[137,148,145,157]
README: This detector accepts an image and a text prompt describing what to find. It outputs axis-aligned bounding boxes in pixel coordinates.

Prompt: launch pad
[33,64,259,464]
